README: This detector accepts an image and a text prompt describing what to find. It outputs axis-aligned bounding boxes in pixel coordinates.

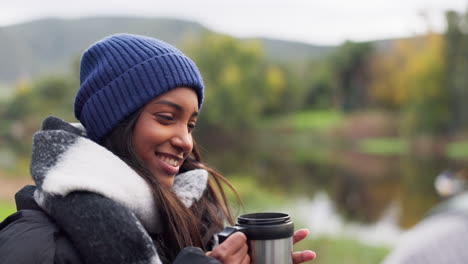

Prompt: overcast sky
[1,0,467,45]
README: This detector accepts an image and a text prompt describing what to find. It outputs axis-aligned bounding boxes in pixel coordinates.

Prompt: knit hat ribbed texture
[74,34,204,142]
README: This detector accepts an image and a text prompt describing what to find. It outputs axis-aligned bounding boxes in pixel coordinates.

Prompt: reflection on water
[290,192,402,246]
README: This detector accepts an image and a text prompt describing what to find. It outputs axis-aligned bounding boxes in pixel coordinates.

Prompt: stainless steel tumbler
[217,212,294,264]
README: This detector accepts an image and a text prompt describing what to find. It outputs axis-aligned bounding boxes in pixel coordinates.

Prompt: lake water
[203,131,463,247]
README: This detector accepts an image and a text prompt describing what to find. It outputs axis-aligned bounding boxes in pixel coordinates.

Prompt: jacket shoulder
[0,209,82,264]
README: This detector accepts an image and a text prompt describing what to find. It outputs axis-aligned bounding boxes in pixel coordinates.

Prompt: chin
[161,179,175,188]
[156,174,175,188]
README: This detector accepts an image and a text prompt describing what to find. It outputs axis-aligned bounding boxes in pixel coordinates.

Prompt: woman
[0,34,316,263]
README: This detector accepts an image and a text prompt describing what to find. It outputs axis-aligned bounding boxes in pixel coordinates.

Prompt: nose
[170,125,193,154]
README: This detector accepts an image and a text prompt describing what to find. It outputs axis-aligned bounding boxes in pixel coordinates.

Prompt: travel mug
[216,212,294,264]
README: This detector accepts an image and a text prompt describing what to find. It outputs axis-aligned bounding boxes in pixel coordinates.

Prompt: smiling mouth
[156,153,182,167]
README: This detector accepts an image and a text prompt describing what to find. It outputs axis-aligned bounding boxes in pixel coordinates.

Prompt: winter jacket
[0,116,222,264]
[382,192,468,264]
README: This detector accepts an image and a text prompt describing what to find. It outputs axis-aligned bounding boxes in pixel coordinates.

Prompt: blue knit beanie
[74,34,204,142]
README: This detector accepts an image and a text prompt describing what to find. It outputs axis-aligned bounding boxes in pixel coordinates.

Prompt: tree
[1,74,77,158]
[401,34,449,135]
[330,41,373,112]
[303,58,336,109]
[444,10,468,132]
[185,33,291,131]
[369,33,449,136]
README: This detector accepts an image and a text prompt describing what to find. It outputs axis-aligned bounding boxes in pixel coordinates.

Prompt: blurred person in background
[382,169,468,264]
[0,34,316,264]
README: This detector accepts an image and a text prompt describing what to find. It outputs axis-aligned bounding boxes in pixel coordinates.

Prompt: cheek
[132,120,155,157]
[132,120,170,153]
[131,130,147,161]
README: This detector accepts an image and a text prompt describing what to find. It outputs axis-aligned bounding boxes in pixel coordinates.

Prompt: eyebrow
[153,100,198,117]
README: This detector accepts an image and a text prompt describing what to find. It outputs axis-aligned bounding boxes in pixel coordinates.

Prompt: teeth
[158,155,179,167]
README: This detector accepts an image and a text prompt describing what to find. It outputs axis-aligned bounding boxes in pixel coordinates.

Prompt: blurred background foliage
[2,8,468,264]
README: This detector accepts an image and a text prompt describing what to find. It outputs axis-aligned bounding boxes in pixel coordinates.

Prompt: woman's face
[132,87,198,187]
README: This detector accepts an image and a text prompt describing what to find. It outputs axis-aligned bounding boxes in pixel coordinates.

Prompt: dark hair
[102,108,239,262]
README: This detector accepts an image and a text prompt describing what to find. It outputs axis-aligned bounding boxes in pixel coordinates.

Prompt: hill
[0,17,334,84]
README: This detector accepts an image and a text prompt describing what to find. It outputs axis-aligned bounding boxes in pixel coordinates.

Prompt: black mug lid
[238,212,291,225]
[236,212,294,240]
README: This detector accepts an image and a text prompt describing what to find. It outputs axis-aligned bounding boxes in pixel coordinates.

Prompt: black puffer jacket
[0,187,220,264]
[0,186,82,263]
[0,116,221,264]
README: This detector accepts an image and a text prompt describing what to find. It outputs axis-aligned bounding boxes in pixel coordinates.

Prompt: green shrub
[0,201,15,221]
[295,236,390,264]
[358,137,408,155]
[446,140,468,159]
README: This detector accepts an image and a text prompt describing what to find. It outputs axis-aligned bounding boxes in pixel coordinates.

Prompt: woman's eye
[155,114,174,121]
[188,123,196,132]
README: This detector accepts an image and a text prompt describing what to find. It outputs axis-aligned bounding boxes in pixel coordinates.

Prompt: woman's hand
[292,229,317,264]
[206,232,250,264]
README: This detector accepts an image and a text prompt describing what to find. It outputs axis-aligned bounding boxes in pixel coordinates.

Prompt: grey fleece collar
[31,116,208,233]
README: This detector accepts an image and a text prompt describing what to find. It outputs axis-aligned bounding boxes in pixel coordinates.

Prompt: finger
[230,240,249,261]
[293,229,309,244]
[292,250,317,264]
[210,232,248,260]
[241,252,251,264]
[217,232,247,251]
[225,232,248,248]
